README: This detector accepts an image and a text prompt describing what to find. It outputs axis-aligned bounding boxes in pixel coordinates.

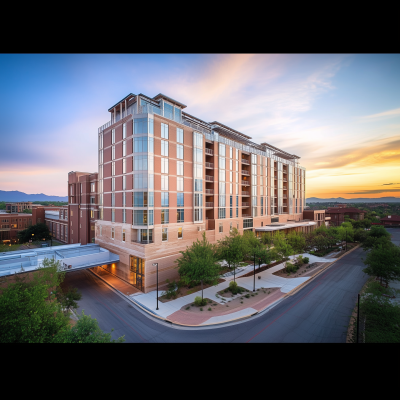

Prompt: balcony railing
[205,175,214,182]
[241,180,250,186]
[242,191,250,196]
[274,176,277,179]
[205,202,214,208]
[242,202,250,207]
[205,162,214,169]
[205,148,213,155]
[242,213,251,217]
[205,189,214,194]
[241,170,250,176]
[241,158,250,165]
[283,186,287,190]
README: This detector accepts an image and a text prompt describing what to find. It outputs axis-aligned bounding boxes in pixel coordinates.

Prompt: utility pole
[253,252,256,292]
[152,263,159,310]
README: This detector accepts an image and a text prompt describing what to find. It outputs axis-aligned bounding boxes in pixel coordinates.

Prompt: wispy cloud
[382,183,400,185]
[360,107,400,121]
[347,189,400,194]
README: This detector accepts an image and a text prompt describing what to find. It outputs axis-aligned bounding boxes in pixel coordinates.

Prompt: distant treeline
[32,201,68,206]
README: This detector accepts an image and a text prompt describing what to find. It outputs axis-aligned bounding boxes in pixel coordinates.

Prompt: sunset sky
[0,54,399,199]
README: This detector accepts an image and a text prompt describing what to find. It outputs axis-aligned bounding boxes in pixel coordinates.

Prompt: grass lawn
[0,244,22,252]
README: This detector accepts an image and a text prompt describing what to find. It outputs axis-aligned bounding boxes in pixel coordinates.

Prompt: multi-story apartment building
[0,213,33,243]
[67,171,99,245]
[325,207,366,226]
[5,202,34,213]
[95,93,307,292]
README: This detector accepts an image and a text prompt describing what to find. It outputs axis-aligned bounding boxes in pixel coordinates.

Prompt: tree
[260,232,273,248]
[54,311,125,343]
[17,222,51,243]
[362,243,400,286]
[243,230,262,259]
[361,225,391,250]
[22,209,32,214]
[286,231,306,262]
[273,231,293,272]
[176,232,220,300]
[254,246,274,270]
[217,228,246,282]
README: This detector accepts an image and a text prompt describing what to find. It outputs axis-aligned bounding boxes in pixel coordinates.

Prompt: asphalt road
[65,229,400,343]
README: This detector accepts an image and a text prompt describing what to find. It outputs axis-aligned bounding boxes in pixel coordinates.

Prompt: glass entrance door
[130,255,145,291]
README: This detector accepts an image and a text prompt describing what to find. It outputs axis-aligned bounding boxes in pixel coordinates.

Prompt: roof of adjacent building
[381,215,400,221]
[326,207,367,214]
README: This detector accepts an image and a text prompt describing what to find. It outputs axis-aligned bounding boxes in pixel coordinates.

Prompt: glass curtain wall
[193,132,203,222]
[132,117,154,242]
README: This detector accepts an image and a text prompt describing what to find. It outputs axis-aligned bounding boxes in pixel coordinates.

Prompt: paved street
[65,238,383,342]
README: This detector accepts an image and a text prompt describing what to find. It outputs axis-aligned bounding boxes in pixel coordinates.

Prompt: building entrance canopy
[0,243,119,277]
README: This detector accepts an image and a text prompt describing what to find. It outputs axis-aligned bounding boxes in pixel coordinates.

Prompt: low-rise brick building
[303,209,330,227]
[325,207,367,226]
[380,215,400,226]
[0,213,33,243]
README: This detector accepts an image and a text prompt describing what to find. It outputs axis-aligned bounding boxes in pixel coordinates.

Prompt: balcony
[205,189,214,195]
[274,176,277,179]
[205,148,213,156]
[241,170,250,176]
[205,162,214,169]
[283,179,287,182]
[242,191,250,196]
[205,202,214,208]
[241,158,250,165]
[205,175,214,182]
[242,213,251,217]
[283,186,287,190]
[242,202,250,207]
[241,180,250,186]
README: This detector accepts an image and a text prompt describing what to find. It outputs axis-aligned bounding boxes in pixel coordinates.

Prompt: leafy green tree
[354,228,368,243]
[176,232,220,300]
[55,285,82,315]
[54,311,125,343]
[362,243,400,286]
[243,230,262,259]
[287,231,306,262]
[0,201,6,210]
[17,223,51,243]
[22,209,32,214]
[254,246,274,270]
[260,232,273,247]
[273,231,293,272]
[217,228,247,282]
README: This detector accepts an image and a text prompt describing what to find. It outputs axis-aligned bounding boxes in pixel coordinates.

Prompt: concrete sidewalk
[131,252,328,323]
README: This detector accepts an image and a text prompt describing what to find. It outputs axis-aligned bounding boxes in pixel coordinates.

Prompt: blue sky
[0,54,399,198]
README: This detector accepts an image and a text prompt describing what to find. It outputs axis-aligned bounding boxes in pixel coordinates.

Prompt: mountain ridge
[0,190,68,202]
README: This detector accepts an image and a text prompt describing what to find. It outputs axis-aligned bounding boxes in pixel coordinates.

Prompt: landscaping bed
[158,278,226,303]
[179,287,281,314]
[240,259,289,278]
[273,262,326,278]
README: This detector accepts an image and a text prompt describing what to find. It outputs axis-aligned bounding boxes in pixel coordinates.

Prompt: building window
[161,158,169,174]
[123,141,126,156]
[123,176,126,190]
[91,183,95,192]
[112,161,115,175]
[112,193,115,206]
[123,209,126,223]
[176,144,183,159]
[112,209,115,222]
[80,210,82,217]
[123,158,126,173]
[161,123,169,139]
[91,210,94,218]
[161,175,169,191]
[130,255,145,291]
[219,143,225,157]
[123,192,126,207]
[161,192,169,207]
[112,178,115,191]
[219,223,223,233]
[111,227,115,239]
[122,229,126,242]
[177,128,184,143]
[133,155,148,171]
[177,209,184,223]
[161,209,169,224]
[177,193,184,207]
[177,177,183,191]
[162,227,168,241]
[123,123,126,139]
[161,140,169,156]
[112,129,115,144]
[134,118,153,134]
[194,193,203,207]
[133,210,153,226]
[178,227,183,239]
[112,145,115,160]
[177,161,183,176]
[219,208,226,219]
[133,192,153,207]
[134,136,149,153]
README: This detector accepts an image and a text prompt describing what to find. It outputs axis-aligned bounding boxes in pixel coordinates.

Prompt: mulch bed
[159,278,225,303]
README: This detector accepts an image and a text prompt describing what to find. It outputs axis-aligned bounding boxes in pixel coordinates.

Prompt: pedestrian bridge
[0,243,119,277]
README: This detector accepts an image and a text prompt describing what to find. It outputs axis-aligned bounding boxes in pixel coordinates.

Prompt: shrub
[208,307,212,311]
[286,262,298,273]
[194,296,207,307]
[186,306,190,310]
[303,257,309,264]
[229,281,238,290]
[200,308,203,311]
[245,294,250,298]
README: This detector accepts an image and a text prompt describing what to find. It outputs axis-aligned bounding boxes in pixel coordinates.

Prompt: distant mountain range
[0,190,68,202]
[307,197,400,203]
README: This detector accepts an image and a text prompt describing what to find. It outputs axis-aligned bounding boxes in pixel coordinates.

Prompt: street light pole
[253,252,256,292]
[152,263,159,310]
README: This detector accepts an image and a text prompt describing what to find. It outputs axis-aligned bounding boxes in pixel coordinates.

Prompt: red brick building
[303,209,330,227]
[325,207,367,226]
[0,213,33,243]
[67,171,99,245]
[380,215,400,226]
